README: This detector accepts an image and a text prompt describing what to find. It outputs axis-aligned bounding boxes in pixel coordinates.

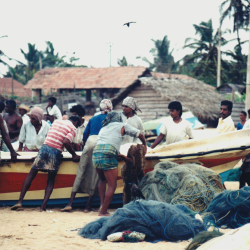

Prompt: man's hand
[10,151,19,163]
[118,154,132,163]
[72,154,80,162]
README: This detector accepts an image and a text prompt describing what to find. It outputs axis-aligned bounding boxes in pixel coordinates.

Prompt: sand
[0,182,238,250]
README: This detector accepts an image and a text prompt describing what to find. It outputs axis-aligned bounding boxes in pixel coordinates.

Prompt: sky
[0,0,249,76]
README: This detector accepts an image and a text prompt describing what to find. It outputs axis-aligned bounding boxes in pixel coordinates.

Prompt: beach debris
[28,224,39,226]
[107,231,145,242]
[121,144,145,205]
[46,210,53,212]
[53,218,56,223]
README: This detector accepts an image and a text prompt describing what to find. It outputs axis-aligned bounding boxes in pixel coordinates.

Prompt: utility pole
[107,42,113,67]
[217,26,221,88]
[246,12,250,112]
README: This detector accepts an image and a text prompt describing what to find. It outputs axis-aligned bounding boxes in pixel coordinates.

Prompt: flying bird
[129,183,145,202]
[123,22,136,27]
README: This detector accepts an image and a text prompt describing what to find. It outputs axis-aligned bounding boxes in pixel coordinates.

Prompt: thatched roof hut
[112,76,224,127]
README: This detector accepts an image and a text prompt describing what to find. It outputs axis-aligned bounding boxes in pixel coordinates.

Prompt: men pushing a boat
[11,116,81,211]
[150,101,194,149]
[217,100,235,134]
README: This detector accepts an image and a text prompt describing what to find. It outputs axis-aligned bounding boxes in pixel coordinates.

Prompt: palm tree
[142,36,176,73]
[117,56,128,66]
[220,0,250,52]
[182,19,231,86]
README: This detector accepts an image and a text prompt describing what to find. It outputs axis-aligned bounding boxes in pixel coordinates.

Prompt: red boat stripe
[199,156,242,168]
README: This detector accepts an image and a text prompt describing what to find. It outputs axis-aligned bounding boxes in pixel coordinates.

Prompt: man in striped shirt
[11,116,81,212]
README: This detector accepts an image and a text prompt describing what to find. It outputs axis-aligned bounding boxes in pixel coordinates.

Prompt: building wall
[114,84,170,122]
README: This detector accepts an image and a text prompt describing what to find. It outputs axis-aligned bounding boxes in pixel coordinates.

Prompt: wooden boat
[1,129,249,207]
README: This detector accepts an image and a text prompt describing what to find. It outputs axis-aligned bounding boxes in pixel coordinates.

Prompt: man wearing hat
[19,104,30,124]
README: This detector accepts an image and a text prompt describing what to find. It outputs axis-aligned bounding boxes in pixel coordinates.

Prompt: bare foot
[40,207,46,212]
[98,211,111,217]
[61,206,72,212]
[84,207,98,213]
[11,203,22,210]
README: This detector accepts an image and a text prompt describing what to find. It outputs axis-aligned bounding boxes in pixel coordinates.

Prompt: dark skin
[0,115,19,162]
[122,105,134,118]
[18,115,42,152]
[46,101,57,122]
[3,104,23,141]
[240,113,246,126]
[11,120,80,211]
[97,128,147,216]
[151,109,182,149]
[71,111,85,151]
[19,108,27,117]
[220,105,231,120]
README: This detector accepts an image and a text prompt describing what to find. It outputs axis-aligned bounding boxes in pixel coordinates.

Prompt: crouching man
[11,116,81,211]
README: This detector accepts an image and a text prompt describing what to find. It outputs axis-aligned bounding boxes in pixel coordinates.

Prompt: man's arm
[0,116,19,162]
[63,138,80,162]
[150,133,165,149]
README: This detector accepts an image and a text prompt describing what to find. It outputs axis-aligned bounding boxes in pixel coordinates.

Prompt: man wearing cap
[19,104,30,124]
[121,96,144,145]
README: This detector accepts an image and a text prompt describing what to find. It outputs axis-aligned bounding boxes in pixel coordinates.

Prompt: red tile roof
[151,72,195,80]
[25,67,148,89]
[0,78,32,97]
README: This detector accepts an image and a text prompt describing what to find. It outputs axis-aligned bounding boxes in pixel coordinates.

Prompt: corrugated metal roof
[0,78,32,97]
[25,66,148,89]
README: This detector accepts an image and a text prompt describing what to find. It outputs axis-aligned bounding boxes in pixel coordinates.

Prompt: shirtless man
[3,100,23,142]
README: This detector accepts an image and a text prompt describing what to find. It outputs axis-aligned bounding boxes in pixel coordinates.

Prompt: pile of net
[203,186,250,229]
[138,161,224,213]
[78,200,205,242]
[225,168,241,182]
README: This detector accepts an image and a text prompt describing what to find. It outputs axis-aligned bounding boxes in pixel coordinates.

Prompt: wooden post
[96,89,101,104]
[246,12,250,112]
[35,89,41,103]
[86,89,91,102]
[217,26,221,88]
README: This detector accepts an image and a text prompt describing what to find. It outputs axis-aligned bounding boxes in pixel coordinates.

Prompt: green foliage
[118,56,128,66]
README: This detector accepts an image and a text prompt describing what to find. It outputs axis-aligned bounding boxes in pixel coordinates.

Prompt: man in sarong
[61,99,113,212]
[11,116,81,211]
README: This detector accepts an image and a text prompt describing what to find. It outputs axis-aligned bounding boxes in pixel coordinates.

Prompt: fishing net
[138,161,224,213]
[78,200,204,242]
[225,168,241,182]
[203,186,250,229]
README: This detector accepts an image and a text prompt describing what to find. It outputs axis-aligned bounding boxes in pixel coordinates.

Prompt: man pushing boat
[11,116,81,211]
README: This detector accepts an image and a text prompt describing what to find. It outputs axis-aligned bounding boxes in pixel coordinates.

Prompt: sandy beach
[0,182,238,250]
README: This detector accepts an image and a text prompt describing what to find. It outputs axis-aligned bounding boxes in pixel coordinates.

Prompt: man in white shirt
[46,97,62,121]
[216,100,235,134]
[18,104,30,124]
[243,109,250,130]
[150,101,193,149]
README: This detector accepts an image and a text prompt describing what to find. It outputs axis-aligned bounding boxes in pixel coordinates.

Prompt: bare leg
[84,195,95,213]
[40,172,57,211]
[11,169,38,210]
[96,169,107,208]
[99,168,118,216]
[61,192,76,211]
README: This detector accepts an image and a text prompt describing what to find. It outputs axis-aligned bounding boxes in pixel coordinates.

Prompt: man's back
[44,120,76,151]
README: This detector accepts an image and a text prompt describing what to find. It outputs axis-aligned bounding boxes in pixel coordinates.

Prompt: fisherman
[11,116,81,211]
[92,111,147,216]
[236,111,247,130]
[121,96,144,144]
[46,97,62,121]
[61,99,112,213]
[70,105,86,151]
[18,104,30,124]
[3,100,23,142]
[216,100,235,134]
[0,101,18,162]
[243,109,250,129]
[150,101,193,149]
[18,107,50,152]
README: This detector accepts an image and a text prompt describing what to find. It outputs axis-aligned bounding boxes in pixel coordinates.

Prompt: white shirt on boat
[72,120,87,145]
[19,120,51,150]
[121,113,144,145]
[22,114,30,124]
[217,116,235,134]
[159,119,193,145]
[47,105,62,120]
[243,119,250,130]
